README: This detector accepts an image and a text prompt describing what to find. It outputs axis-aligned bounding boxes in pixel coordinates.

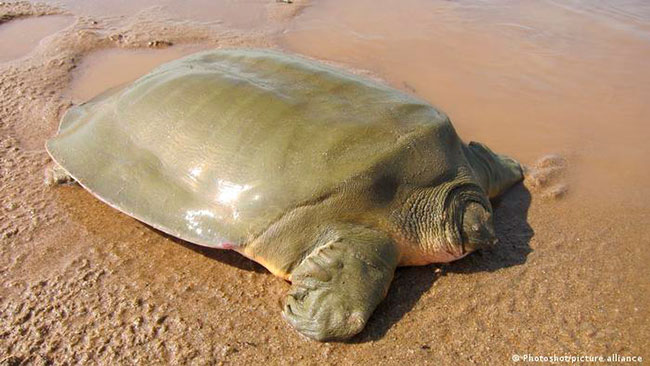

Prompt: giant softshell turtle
[46,49,523,341]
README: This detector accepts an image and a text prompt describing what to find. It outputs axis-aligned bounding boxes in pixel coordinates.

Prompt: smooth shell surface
[46,49,448,248]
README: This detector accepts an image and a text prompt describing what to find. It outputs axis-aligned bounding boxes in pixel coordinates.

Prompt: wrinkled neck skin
[394,179,490,265]
[393,141,523,265]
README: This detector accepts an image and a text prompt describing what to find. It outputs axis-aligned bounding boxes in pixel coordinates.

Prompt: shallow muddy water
[1,0,648,364]
[0,14,72,62]
[282,0,650,208]
[67,45,208,101]
[31,0,274,28]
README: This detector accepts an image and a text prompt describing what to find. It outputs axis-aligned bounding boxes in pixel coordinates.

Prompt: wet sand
[1,0,648,365]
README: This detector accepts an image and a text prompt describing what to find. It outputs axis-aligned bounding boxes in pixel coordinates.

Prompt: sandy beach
[1,0,648,364]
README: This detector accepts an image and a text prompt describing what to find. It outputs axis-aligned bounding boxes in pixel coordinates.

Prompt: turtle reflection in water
[46,49,523,341]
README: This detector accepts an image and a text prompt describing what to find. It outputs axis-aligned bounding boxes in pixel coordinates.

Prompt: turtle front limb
[282,226,398,341]
[44,163,75,186]
[464,141,524,198]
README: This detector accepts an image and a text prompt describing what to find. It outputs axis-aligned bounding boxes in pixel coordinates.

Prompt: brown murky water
[282,0,650,209]
[33,0,277,27]
[67,45,207,101]
[0,14,72,62]
[1,0,648,364]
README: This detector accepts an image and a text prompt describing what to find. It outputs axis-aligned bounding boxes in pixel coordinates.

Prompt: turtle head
[438,183,498,259]
[396,182,497,263]
[459,201,498,253]
[396,140,521,263]
[386,135,519,263]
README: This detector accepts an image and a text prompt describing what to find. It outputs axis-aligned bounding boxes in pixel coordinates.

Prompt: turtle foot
[44,163,76,186]
[282,226,398,341]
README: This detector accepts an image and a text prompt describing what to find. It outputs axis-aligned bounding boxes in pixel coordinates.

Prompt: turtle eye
[460,202,497,253]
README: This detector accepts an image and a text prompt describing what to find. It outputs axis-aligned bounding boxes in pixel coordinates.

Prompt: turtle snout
[460,202,498,254]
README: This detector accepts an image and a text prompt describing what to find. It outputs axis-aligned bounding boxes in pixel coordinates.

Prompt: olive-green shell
[46,49,448,248]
